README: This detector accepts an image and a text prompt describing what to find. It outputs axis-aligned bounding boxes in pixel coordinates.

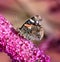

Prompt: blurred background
[0,0,28,29]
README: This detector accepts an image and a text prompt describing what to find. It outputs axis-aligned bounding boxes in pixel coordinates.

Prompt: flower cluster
[0,15,50,62]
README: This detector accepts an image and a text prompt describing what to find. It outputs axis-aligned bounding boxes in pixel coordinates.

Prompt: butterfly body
[18,16,44,42]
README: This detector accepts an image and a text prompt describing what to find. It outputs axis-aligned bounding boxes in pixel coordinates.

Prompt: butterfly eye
[17,15,44,44]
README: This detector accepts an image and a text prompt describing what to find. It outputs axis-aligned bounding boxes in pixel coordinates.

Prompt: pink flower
[0,15,50,62]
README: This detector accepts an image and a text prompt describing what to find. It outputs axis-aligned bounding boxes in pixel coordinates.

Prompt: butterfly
[18,15,44,42]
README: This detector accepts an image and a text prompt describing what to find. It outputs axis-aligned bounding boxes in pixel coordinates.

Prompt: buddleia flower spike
[0,15,50,62]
